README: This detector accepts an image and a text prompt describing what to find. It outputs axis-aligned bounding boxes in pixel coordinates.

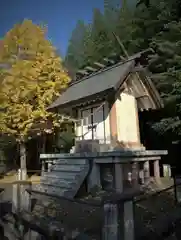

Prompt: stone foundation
[71,139,146,154]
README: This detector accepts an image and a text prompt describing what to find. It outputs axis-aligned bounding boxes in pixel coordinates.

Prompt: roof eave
[47,88,115,111]
[139,71,164,110]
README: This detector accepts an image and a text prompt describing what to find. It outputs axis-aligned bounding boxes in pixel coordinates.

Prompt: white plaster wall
[115,92,139,143]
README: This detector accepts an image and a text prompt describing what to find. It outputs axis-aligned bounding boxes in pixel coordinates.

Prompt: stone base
[71,140,146,153]
[74,140,100,153]
[110,142,146,151]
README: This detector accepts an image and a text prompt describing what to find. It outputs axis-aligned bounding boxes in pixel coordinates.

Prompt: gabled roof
[48,50,162,110]
[48,59,135,109]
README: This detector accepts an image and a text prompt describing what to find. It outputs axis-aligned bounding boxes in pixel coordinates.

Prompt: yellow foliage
[0,19,70,142]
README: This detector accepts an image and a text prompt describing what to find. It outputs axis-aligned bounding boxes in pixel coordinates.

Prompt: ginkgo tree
[0,20,70,179]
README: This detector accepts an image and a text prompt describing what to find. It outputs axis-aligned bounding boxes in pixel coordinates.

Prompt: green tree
[133,0,181,140]
[87,8,112,62]
[0,19,70,179]
[148,21,181,139]
[113,1,136,55]
[64,20,89,76]
[65,2,137,73]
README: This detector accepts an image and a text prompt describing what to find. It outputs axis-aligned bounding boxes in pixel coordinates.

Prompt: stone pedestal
[139,162,144,185]
[154,160,160,178]
[87,160,101,192]
[131,162,139,188]
[114,163,123,192]
[143,161,150,183]
[75,140,100,153]
[102,193,135,240]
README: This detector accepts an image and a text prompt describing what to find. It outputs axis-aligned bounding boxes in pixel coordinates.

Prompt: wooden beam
[135,94,149,99]
[93,62,105,68]
[131,66,145,73]
[85,66,97,72]
[110,52,117,57]
[109,53,124,62]
[76,70,89,75]
[112,32,129,59]
[103,58,115,64]
[120,55,126,60]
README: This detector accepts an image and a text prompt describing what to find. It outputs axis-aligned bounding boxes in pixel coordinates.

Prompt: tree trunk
[41,135,46,153]
[20,142,27,180]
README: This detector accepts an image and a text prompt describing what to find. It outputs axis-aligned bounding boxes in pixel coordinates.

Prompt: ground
[28,177,179,239]
[0,174,180,239]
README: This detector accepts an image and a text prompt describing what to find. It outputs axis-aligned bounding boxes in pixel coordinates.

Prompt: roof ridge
[69,49,152,87]
[70,58,134,87]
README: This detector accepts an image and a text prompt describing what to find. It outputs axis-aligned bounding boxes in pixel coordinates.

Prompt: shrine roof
[48,49,162,110]
[48,59,135,109]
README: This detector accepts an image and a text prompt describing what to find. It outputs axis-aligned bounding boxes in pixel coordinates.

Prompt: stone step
[40,153,88,159]
[42,172,78,180]
[52,158,88,165]
[41,178,75,188]
[40,159,90,198]
[41,183,72,197]
[51,165,85,172]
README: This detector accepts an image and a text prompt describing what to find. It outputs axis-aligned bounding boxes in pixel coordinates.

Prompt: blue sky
[0,0,103,57]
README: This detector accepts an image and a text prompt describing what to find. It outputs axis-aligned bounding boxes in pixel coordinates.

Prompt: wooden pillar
[153,159,160,178]
[134,99,141,145]
[109,96,118,146]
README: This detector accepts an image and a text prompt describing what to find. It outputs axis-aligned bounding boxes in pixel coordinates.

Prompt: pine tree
[64,20,89,76]
[148,21,181,137]
[65,2,137,72]
[114,1,136,55]
[133,0,181,139]
[85,8,112,63]
[0,20,70,179]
